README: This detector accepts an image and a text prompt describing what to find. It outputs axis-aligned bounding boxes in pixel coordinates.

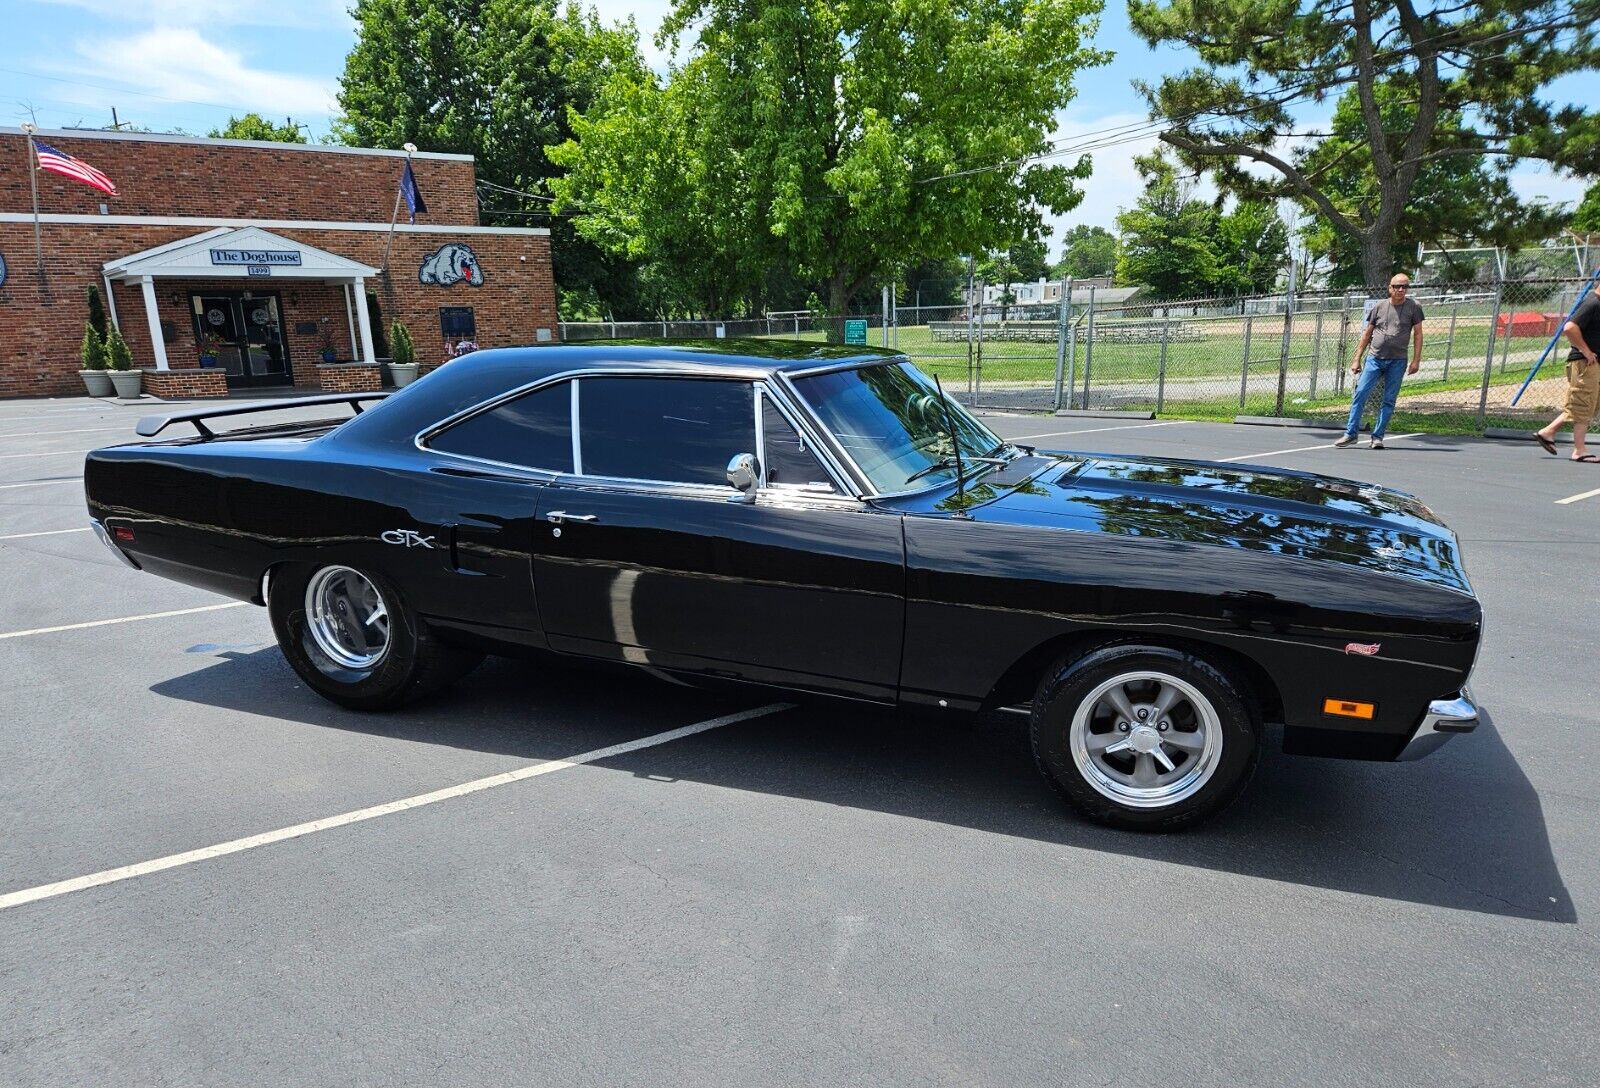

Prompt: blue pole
[1510,267,1600,406]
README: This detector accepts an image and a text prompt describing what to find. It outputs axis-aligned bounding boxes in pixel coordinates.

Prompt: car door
[407,378,574,648]
[531,373,905,701]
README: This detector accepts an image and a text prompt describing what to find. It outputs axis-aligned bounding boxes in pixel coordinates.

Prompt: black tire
[268,562,482,711]
[1030,644,1259,831]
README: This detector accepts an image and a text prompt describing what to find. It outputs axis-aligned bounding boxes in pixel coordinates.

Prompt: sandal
[1536,433,1558,455]
[1574,454,1600,463]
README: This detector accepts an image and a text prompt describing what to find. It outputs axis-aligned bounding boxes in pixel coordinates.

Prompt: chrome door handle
[545,511,598,525]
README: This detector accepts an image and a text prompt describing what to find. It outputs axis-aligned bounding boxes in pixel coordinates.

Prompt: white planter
[390,363,421,388]
[108,370,143,399]
[80,369,113,397]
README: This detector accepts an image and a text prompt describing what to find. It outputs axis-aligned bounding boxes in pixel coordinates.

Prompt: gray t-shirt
[1366,298,1425,360]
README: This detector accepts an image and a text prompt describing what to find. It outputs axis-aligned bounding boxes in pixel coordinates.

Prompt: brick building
[0,127,557,399]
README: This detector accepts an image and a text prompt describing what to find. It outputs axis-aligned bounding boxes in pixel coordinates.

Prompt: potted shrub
[105,328,142,399]
[319,328,338,364]
[79,324,112,397]
[389,321,420,387]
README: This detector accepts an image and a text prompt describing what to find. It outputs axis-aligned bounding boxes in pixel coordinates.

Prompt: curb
[1232,416,1341,429]
[1052,409,1154,420]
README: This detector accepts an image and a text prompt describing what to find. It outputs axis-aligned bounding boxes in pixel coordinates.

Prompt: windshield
[791,361,1003,493]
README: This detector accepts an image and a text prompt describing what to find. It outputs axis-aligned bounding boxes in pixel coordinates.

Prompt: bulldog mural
[418,243,484,287]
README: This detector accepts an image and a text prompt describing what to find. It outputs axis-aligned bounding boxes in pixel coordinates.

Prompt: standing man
[1335,274,1425,449]
[1533,280,1600,462]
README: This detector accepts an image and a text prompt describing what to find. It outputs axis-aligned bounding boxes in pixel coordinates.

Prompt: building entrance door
[190,292,292,388]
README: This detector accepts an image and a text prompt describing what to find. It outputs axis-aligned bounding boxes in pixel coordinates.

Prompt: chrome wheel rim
[1067,670,1223,809]
[304,566,390,670]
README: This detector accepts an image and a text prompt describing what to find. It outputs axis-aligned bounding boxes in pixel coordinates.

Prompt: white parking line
[0,527,89,541]
[1217,432,1425,464]
[0,425,130,440]
[1555,486,1600,505]
[1009,420,1187,442]
[0,703,792,913]
[0,602,250,642]
[0,477,81,490]
[0,449,83,460]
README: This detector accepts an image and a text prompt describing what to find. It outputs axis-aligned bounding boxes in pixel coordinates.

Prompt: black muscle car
[84,342,1482,829]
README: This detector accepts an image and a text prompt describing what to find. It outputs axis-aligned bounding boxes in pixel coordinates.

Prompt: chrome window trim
[570,377,583,476]
[752,383,767,485]
[548,471,866,508]
[416,364,871,499]
[784,355,901,379]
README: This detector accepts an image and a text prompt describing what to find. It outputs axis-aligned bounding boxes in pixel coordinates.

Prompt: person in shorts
[1534,282,1600,462]
[1336,274,1424,449]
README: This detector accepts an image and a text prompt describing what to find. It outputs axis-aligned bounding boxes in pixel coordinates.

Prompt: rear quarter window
[429,383,573,473]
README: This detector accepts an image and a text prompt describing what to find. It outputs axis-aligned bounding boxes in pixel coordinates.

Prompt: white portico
[102,226,382,383]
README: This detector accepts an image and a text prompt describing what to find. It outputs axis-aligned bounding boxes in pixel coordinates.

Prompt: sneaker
[1333,434,1356,448]
[1370,437,1384,449]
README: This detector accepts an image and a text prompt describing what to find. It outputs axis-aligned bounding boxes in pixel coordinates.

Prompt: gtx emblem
[381,529,436,549]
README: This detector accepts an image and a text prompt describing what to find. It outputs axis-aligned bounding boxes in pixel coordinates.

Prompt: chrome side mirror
[726,453,760,503]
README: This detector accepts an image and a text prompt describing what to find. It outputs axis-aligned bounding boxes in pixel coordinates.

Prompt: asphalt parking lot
[1,394,1596,1086]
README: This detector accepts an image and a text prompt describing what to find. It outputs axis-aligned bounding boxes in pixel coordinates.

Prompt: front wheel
[1031,645,1259,831]
[268,562,482,710]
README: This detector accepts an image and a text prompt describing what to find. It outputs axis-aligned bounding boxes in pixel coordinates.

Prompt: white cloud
[64,27,338,118]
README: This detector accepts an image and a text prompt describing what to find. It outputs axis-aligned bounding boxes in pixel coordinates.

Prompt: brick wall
[0,130,478,224]
[0,222,556,398]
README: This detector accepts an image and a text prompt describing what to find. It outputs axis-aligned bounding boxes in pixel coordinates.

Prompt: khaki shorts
[1565,360,1600,422]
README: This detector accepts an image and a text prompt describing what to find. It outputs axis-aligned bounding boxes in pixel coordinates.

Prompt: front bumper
[1397,690,1478,761]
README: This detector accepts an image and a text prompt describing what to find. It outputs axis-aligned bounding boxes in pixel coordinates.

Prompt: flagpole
[20,122,42,274]
[381,142,416,274]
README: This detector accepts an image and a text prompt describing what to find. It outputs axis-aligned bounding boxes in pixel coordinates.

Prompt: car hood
[965,452,1472,594]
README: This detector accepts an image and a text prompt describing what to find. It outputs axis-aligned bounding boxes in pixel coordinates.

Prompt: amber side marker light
[1323,699,1375,720]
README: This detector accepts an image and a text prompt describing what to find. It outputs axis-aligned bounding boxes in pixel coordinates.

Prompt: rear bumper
[1396,690,1478,761]
[90,518,140,570]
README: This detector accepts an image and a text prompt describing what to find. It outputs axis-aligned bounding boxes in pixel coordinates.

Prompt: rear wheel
[268,562,482,710]
[1031,645,1259,830]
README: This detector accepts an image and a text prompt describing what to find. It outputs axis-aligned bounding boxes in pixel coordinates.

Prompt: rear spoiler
[135,392,391,439]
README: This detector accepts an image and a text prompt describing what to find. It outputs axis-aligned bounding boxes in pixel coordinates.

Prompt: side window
[429,382,573,472]
[579,377,755,486]
[762,397,837,491]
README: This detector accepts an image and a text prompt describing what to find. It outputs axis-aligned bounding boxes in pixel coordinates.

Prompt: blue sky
[3,0,1592,255]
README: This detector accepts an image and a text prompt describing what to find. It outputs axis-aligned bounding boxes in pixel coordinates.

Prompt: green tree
[550,0,1106,336]
[1572,181,1600,235]
[1054,225,1118,281]
[1296,83,1564,286]
[336,0,647,309]
[209,114,308,142]
[978,237,1052,318]
[1115,159,1220,299]
[1128,0,1600,286]
[80,325,106,371]
[1212,199,1288,295]
[390,321,416,366]
[85,285,107,340]
[104,328,133,371]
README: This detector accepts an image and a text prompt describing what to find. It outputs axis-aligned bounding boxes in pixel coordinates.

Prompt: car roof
[474,338,901,375]
[335,339,904,448]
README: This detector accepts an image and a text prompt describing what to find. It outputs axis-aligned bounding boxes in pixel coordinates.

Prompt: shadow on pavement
[153,650,1573,925]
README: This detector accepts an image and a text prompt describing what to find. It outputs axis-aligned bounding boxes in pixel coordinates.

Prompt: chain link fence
[557,275,1595,433]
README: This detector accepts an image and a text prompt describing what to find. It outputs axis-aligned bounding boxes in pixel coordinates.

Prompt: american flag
[33,142,118,196]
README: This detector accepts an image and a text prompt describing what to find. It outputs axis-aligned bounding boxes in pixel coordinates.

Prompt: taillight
[113,527,135,542]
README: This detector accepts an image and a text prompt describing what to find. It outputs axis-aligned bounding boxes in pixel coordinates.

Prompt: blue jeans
[1344,357,1408,438]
